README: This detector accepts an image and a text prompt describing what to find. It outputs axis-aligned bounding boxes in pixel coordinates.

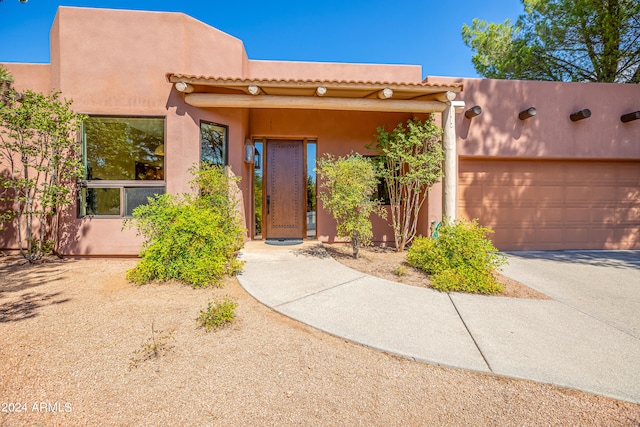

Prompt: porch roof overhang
[167,73,463,113]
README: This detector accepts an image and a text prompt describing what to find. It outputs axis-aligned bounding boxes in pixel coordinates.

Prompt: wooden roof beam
[366,87,394,99]
[410,91,457,102]
[184,93,447,113]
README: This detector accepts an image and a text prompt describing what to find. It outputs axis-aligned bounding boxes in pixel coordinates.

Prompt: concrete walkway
[237,242,640,404]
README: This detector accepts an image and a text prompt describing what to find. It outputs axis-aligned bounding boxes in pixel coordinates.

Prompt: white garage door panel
[459,160,640,250]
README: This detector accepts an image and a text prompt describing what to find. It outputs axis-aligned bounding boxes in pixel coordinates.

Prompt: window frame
[200,120,229,166]
[79,115,167,218]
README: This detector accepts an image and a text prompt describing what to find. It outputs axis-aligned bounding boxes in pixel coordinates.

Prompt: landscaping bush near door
[315,153,386,259]
[407,219,506,294]
[125,165,245,288]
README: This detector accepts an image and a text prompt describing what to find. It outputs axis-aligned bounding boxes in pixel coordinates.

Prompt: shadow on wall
[0,169,18,250]
[458,79,544,158]
[165,87,188,118]
[0,169,88,256]
[57,202,87,256]
[456,78,640,159]
[504,251,640,270]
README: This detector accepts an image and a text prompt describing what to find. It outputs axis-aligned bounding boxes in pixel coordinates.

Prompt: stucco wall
[427,76,640,160]
[2,63,51,93]
[248,60,422,83]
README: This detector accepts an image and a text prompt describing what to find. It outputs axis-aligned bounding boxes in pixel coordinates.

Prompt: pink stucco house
[1,7,639,254]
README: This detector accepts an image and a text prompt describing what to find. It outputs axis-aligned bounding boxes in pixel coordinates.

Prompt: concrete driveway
[502,251,640,339]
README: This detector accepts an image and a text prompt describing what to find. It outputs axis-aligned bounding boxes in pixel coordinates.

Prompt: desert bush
[407,219,506,294]
[315,153,386,258]
[197,297,238,331]
[125,165,245,288]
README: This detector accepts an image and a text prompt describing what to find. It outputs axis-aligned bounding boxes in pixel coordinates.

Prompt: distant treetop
[462,0,640,83]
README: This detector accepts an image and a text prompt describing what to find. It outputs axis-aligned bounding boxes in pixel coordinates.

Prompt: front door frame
[255,137,314,240]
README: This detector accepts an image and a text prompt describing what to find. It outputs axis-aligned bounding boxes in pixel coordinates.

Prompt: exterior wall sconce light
[621,111,640,123]
[244,140,255,163]
[464,105,482,119]
[518,107,537,120]
[570,109,591,122]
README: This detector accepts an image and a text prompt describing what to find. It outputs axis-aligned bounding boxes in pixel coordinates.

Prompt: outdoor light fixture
[621,111,640,123]
[245,142,255,163]
[465,105,482,119]
[248,85,261,95]
[570,109,591,122]
[315,86,327,96]
[519,107,537,120]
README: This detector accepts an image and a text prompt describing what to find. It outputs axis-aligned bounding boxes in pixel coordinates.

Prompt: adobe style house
[1,6,639,255]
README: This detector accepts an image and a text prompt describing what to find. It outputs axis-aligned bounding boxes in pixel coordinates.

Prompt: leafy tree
[0,73,85,262]
[462,0,640,83]
[315,153,385,259]
[368,117,444,252]
[0,66,14,100]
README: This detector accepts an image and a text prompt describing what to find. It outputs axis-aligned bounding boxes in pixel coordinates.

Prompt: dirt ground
[324,243,550,299]
[1,255,639,426]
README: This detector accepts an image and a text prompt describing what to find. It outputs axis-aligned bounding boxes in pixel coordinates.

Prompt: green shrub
[394,265,407,277]
[125,165,245,288]
[315,153,386,258]
[197,297,238,331]
[407,219,506,294]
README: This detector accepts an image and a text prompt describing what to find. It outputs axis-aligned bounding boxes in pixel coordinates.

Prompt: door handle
[266,195,270,214]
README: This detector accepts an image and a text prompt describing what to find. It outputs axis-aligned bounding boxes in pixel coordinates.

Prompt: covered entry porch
[167,74,465,242]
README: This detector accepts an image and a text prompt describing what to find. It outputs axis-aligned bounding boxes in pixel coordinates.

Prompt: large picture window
[200,121,227,165]
[80,116,166,217]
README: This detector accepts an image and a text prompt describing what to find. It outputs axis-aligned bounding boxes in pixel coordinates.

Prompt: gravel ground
[324,243,550,299]
[1,256,639,426]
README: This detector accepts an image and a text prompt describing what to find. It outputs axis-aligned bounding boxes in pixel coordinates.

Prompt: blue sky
[0,0,523,79]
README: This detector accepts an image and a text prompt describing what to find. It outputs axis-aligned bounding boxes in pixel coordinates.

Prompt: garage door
[458,160,640,250]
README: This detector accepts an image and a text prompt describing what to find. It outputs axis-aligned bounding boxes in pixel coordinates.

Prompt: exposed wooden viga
[184,93,448,113]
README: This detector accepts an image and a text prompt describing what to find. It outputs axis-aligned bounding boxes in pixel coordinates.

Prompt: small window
[306,140,317,238]
[80,116,166,217]
[365,155,391,205]
[201,121,228,165]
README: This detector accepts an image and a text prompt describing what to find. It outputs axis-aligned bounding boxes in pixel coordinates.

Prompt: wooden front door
[265,140,305,239]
